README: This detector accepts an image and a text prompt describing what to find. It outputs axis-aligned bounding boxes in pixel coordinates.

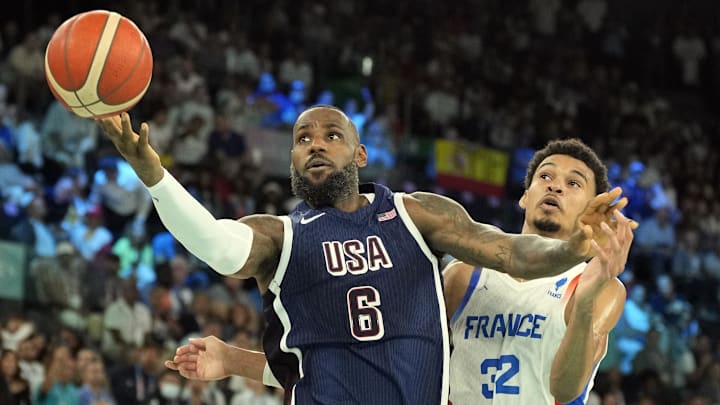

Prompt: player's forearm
[223,345,267,382]
[509,234,585,279]
[550,302,596,403]
[146,168,253,275]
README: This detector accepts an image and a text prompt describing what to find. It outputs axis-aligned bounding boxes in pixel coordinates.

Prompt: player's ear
[355,144,368,168]
[518,190,528,210]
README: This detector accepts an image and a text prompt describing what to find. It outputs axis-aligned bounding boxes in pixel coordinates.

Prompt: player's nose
[309,137,328,153]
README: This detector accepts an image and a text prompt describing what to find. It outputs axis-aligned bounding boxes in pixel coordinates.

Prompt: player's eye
[328,132,341,140]
[297,135,310,143]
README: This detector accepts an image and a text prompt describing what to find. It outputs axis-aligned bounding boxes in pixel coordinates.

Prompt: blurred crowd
[1,0,720,404]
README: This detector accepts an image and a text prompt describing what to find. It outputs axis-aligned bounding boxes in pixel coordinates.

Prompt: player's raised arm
[96,113,282,287]
[550,209,633,402]
[405,188,623,279]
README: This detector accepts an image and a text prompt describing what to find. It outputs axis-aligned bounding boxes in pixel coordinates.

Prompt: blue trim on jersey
[450,268,482,325]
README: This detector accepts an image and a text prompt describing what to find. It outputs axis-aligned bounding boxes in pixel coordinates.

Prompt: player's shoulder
[443,259,479,316]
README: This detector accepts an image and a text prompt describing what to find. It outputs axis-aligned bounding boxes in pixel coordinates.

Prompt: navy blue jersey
[262,183,449,404]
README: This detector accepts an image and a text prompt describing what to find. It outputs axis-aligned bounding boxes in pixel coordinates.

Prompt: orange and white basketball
[44,10,153,119]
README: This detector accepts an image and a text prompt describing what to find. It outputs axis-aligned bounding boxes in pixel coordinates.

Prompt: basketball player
[445,138,634,404]
[97,106,624,404]
[164,139,636,405]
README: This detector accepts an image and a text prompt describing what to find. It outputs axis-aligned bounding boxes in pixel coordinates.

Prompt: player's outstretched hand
[575,209,635,303]
[569,187,638,258]
[164,336,229,381]
[96,112,164,186]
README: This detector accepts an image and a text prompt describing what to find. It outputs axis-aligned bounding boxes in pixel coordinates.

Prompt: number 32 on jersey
[481,354,520,398]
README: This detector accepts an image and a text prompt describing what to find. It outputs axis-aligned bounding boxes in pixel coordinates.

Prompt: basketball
[44,10,153,119]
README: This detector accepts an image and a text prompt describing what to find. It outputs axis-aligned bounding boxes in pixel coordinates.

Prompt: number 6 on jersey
[347,286,385,341]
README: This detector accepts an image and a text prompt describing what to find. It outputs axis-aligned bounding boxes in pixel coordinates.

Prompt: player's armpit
[238,215,285,292]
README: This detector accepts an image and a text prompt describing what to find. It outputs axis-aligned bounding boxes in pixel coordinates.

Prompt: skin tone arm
[405,188,624,279]
[550,210,634,403]
[164,336,268,383]
[96,113,282,292]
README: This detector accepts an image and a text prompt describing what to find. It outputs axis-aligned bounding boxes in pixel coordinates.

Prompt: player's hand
[164,336,229,381]
[575,209,634,305]
[96,112,164,186]
[569,187,638,258]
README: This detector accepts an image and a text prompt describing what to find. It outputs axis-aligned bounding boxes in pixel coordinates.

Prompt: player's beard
[533,218,561,234]
[291,161,359,208]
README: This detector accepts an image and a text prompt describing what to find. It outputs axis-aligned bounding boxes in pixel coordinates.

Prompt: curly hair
[523,138,609,194]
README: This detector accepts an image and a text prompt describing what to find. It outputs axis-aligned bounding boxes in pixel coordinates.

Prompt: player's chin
[304,168,335,181]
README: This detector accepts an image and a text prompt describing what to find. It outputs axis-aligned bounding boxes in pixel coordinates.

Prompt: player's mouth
[305,157,334,173]
[540,196,561,211]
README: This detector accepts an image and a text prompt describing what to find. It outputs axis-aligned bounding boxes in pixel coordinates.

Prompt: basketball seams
[44,10,153,118]
[77,11,121,116]
[96,18,152,106]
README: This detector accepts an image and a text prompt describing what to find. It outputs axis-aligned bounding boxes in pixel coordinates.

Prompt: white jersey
[449,263,603,405]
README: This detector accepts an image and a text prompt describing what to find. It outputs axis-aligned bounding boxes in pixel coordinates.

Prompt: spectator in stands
[146,369,185,405]
[90,157,153,240]
[0,348,30,405]
[109,338,161,404]
[34,343,78,405]
[1,313,34,352]
[6,32,46,115]
[40,100,98,179]
[615,284,654,374]
[65,204,113,262]
[633,206,676,279]
[632,329,672,383]
[278,47,313,90]
[77,357,116,405]
[112,224,156,290]
[207,113,248,180]
[9,194,57,258]
[16,336,44,395]
[101,279,152,364]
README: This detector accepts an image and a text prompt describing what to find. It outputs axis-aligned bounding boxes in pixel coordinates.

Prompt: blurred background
[1,0,719,404]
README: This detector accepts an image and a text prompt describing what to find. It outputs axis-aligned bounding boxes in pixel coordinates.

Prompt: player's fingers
[164,360,178,370]
[601,221,621,253]
[96,117,120,140]
[610,197,628,217]
[600,187,623,215]
[177,367,197,379]
[179,362,198,371]
[585,187,619,216]
[590,240,607,262]
[120,112,135,144]
[174,353,199,363]
[188,337,207,350]
[615,210,635,252]
[175,345,198,356]
[139,122,150,149]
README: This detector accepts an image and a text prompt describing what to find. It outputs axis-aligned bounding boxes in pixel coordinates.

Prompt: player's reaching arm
[405,188,623,279]
[96,113,282,289]
[164,336,279,387]
[550,210,634,403]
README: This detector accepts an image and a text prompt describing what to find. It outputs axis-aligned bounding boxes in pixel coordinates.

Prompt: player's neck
[332,193,370,212]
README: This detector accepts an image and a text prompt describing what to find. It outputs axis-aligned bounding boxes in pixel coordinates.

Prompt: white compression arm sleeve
[146,169,253,275]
